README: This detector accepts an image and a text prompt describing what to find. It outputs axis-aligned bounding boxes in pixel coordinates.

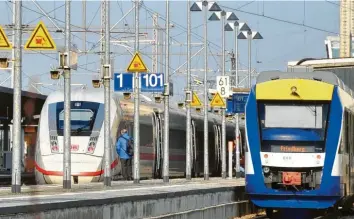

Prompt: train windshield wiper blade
[74,118,94,134]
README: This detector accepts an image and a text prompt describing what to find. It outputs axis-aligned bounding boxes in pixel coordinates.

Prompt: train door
[152,111,163,178]
[191,120,198,177]
[213,125,221,175]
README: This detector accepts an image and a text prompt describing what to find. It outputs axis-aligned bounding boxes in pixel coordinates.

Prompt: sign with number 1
[216,76,230,98]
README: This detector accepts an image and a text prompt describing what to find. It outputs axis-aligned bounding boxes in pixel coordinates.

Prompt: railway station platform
[0,177,256,219]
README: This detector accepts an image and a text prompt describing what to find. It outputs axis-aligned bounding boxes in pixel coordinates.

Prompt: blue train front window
[48,101,104,136]
[58,109,94,132]
[258,101,330,153]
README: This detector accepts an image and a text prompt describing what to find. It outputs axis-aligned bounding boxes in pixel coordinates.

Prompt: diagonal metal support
[87,6,135,53]
[173,47,204,74]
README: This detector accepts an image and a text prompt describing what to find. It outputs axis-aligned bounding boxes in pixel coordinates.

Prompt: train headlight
[263,166,270,174]
[87,142,96,154]
[264,153,269,164]
[316,154,321,164]
[50,140,59,152]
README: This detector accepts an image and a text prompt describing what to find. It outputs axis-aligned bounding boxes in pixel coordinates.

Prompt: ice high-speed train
[35,88,236,184]
[245,70,354,217]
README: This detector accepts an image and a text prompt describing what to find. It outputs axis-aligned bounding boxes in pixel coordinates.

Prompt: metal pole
[203,0,209,181]
[248,30,252,89]
[82,0,86,53]
[235,24,239,88]
[186,0,192,180]
[11,4,15,89]
[228,141,232,178]
[163,0,170,183]
[133,0,140,184]
[63,0,71,189]
[234,23,240,178]
[11,0,22,193]
[103,0,111,187]
[221,11,226,179]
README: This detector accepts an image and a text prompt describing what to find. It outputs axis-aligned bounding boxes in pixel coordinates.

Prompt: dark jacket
[116,133,132,159]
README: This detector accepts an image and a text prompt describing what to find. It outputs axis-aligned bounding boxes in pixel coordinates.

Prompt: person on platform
[116,129,133,180]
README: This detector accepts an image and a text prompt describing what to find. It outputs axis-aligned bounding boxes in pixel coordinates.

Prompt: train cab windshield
[49,101,104,136]
[258,101,330,153]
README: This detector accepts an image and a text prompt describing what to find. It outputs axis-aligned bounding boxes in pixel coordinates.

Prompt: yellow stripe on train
[255,79,334,100]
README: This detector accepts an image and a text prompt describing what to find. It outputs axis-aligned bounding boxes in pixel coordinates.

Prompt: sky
[0,0,340,102]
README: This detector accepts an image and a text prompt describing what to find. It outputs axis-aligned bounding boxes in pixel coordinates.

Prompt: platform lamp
[91,79,101,88]
[50,70,61,80]
[237,27,263,88]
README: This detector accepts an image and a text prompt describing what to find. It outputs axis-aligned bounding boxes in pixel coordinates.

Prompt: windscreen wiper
[74,117,94,134]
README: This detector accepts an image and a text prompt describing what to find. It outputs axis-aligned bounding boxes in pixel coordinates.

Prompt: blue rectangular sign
[114,73,133,92]
[226,98,234,115]
[114,73,164,93]
[140,73,164,92]
[232,93,249,113]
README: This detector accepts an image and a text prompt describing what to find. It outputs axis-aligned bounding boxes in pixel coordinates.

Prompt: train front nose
[36,154,107,184]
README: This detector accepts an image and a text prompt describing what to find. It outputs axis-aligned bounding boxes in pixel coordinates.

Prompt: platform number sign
[114,73,164,92]
[141,73,164,91]
[217,76,230,98]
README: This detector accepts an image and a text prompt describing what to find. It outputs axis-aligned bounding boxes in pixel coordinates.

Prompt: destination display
[271,145,315,153]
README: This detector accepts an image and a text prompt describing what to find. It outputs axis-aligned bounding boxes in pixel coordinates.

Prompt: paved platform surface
[0,177,245,215]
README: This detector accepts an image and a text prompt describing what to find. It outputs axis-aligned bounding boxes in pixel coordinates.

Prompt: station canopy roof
[0,86,47,124]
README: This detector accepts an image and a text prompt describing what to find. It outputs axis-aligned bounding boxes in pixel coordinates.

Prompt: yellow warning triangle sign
[127,52,148,72]
[191,92,202,107]
[25,21,56,50]
[0,26,11,50]
[210,92,226,108]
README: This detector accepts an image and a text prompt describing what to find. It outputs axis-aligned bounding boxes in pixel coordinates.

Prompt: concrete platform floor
[0,177,245,209]
[0,177,250,218]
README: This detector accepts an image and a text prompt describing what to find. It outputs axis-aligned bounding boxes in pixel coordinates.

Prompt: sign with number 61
[216,76,230,98]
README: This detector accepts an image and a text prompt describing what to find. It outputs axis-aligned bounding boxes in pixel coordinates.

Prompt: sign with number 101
[216,76,230,98]
[114,73,164,92]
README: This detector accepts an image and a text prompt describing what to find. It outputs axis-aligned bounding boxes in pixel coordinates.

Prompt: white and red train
[34,88,236,184]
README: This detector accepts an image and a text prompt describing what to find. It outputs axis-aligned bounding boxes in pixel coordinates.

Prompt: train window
[344,110,349,154]
[264,104,326,129]
[258,102,330,140]
[258,101,330,153]
[52,101,103,136]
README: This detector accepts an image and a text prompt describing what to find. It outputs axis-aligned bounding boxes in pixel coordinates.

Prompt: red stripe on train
[35,158,119,177]
[35,153,185,176]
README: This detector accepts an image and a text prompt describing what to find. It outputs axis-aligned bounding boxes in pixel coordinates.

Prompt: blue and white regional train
[35,88,236,184]
[245,70,354,216]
